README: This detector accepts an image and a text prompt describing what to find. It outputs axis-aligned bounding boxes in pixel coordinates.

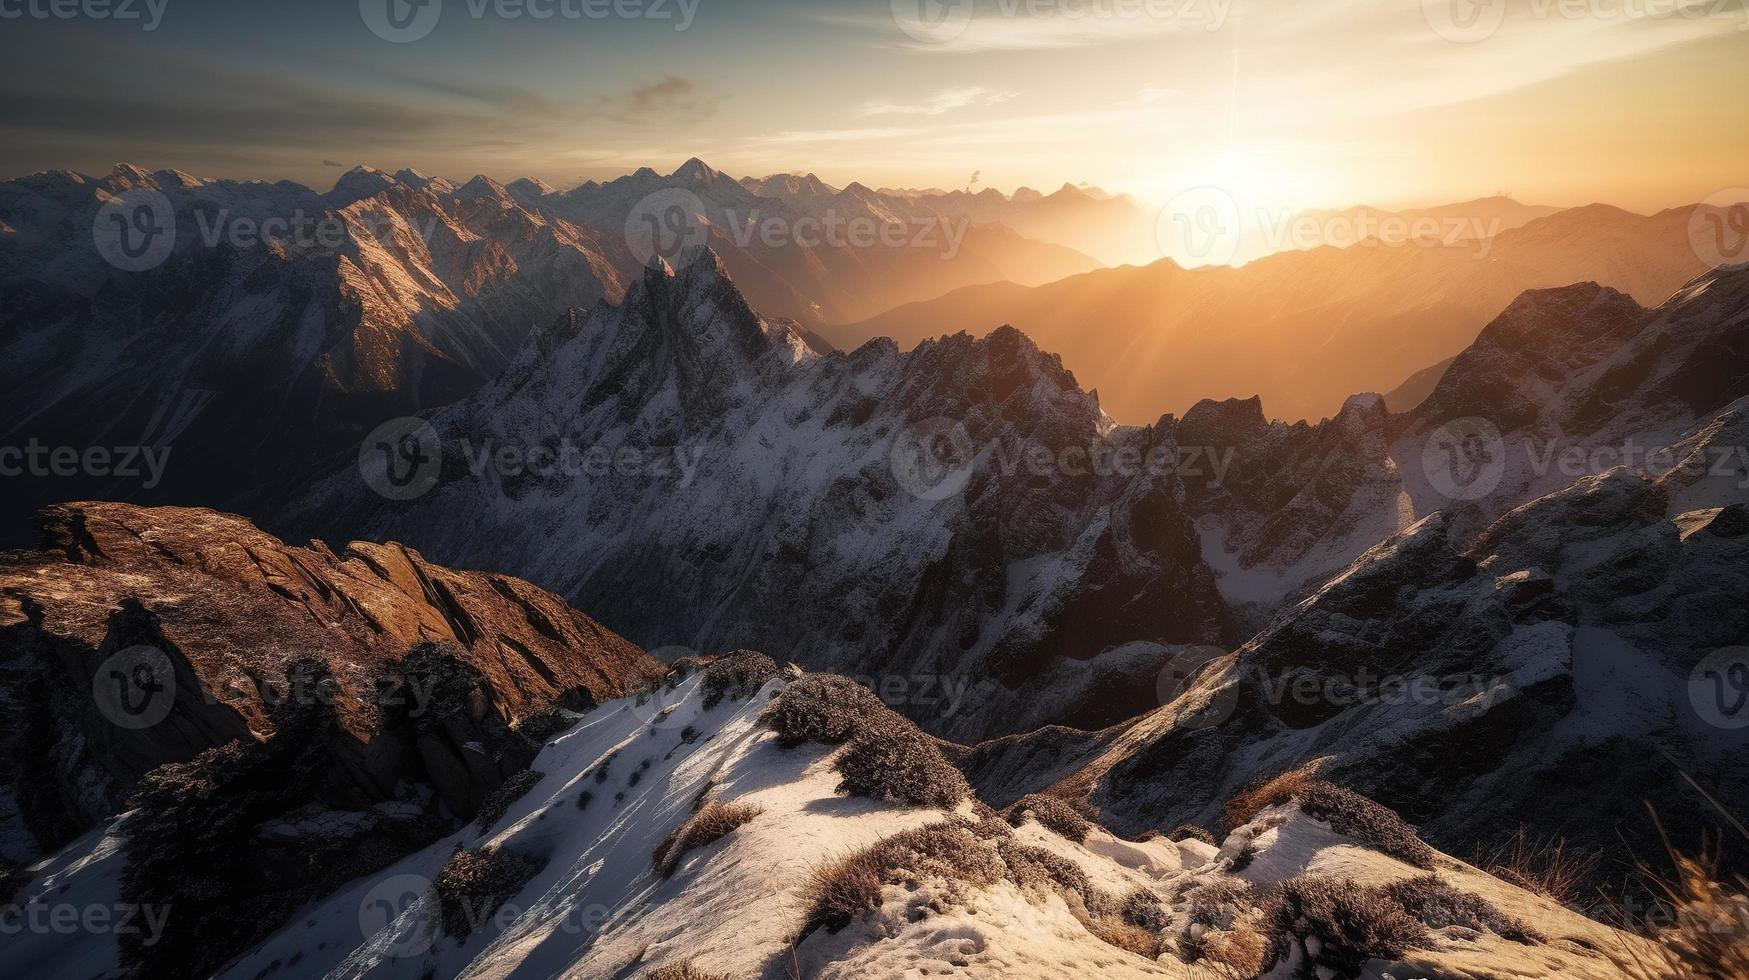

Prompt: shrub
[652,802,762,877]
[762,674,892,748]
[576,791,592,810]
[800,851,886,937]
[800,823,1004,938]
[1120,887,1170,931]
[1202,926,1268,978]
[434,846,544,938]
[1475,826,1599,908]
[1005,793,1094,843]
[1262,875,1432,978]
[1185,877,1254,930]
[968,814,1015,840]
[476,769,544,832]
[644,964,729,980]
[834,727,971,809]
[1227,773,1433,869]
[998,840,1097,906]
[1382,874,1545,944]
[1084,917,1164,959]
[1169,824,1216,845]
[700,651,780,709]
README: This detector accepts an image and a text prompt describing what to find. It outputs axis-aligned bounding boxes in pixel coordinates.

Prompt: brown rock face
[0,502,665,855]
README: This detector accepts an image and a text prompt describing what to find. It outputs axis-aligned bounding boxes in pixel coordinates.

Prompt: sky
[1,0,1746,214]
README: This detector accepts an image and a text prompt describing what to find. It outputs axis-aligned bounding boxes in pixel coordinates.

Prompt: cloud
[860,86,1017,117]
[593,76,722,126]
[322,159,344,168]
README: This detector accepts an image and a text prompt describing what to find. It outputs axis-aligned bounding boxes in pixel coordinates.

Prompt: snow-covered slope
[291,247,1236,742]
[294,257,1749,747]
[7,664,1667,980]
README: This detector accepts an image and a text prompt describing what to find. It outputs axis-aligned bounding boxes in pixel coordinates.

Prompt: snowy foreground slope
[11,660,1664,979]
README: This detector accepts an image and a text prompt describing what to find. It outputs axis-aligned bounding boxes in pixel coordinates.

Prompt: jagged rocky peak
[329,163,398,205]
[1177,394,1270,448]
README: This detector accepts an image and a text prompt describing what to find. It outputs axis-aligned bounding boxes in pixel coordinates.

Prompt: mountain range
[3,158,1746,980]
[835,202,1720,424]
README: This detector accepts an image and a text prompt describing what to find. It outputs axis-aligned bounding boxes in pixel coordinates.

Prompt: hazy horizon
[4,0,1746,218]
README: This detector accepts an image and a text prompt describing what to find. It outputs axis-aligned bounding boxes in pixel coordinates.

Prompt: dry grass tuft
[1621,847,1749,980]
[652,801,762,877]
[1475,825,1600,908]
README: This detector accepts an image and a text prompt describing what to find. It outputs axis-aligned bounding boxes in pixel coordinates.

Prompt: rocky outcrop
[0,502,665,858]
